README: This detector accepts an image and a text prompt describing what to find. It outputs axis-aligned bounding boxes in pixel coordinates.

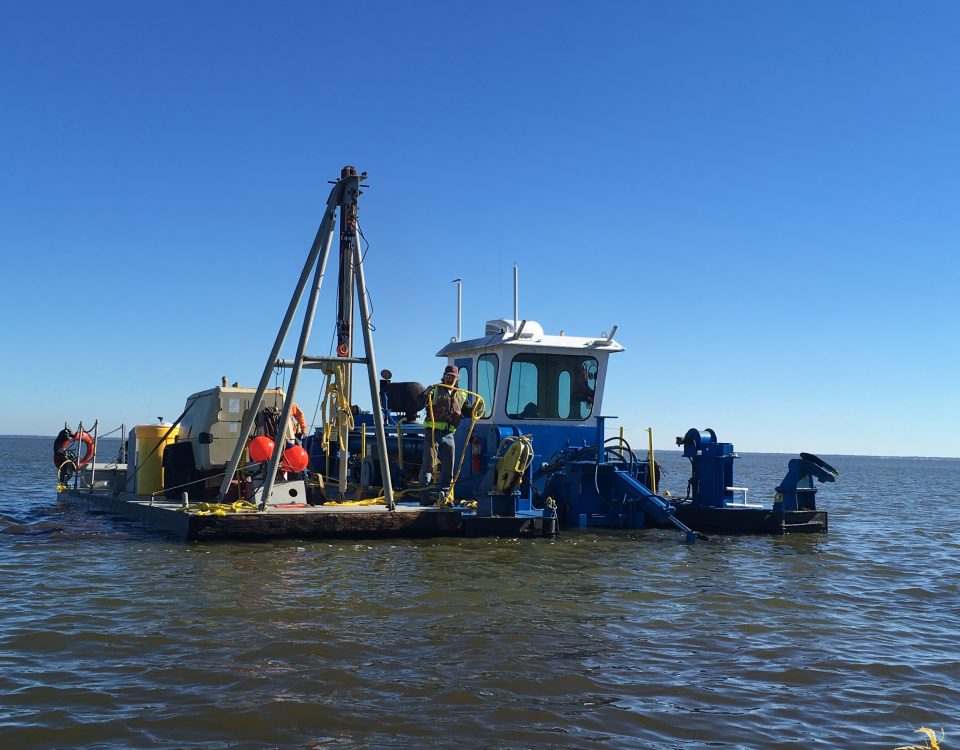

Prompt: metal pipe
[352,225,395,511]
[217,175,348,502]
[274,356,368,368]
[513,264,518,332]
[89,420,99,492]
[337,166,357,408]
[75,421,84,491]
[258,187,343,509]
[594,416,606,464]
[397,425,404,469]
[513,320,527,340]
[647,426,657,495]
[336,182,362,496]
[453,278,462,341]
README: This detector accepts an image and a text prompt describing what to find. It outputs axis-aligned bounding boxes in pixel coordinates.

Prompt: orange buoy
[281,445,309,473]
[248,435,275,463]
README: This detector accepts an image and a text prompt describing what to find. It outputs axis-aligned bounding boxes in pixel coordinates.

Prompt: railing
[725,486,762,507]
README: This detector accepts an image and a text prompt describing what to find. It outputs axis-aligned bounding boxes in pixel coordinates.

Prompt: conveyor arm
[609,468,698,543]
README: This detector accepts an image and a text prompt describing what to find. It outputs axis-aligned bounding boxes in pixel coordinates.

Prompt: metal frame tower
[216,166,395,510]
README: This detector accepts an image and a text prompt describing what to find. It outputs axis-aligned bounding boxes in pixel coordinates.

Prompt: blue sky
[1,1,957,457]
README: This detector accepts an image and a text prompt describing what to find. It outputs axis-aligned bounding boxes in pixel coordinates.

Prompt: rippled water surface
[2,436,958,749]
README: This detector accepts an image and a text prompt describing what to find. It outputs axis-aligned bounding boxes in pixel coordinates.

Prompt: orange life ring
[54,430,95,470]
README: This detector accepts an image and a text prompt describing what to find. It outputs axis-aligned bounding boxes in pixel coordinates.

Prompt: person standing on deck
[420,364,466,500]
[287,402,307,444]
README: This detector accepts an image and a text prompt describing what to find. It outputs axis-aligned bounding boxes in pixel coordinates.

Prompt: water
[2,436,958,749]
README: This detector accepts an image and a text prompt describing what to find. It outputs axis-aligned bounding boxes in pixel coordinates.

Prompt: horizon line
[4,434,958,461]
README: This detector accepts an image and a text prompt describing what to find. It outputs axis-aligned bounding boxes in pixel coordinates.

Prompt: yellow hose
[187,500,259,516]
[493,435,534,494]
[321,363,354,451]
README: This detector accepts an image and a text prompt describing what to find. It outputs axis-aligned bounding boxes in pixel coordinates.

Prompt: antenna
[452,278,462,342]
[513,263,519,332]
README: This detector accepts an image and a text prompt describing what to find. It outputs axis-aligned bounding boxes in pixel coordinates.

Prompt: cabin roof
[436,319,625,357]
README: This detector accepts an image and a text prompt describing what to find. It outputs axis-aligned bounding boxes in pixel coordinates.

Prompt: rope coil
[321,363,354,451]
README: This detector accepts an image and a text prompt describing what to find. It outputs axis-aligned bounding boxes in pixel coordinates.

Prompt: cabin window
[456,364,473,417]
[578,359,598,418]
[476,354,498,418]
[558,371,571,418]
[506,354,597,420]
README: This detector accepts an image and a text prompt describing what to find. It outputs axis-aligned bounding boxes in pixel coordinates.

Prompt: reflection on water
[1,437,958,749]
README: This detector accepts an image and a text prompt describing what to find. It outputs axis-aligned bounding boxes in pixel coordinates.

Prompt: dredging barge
[55,166,837,542]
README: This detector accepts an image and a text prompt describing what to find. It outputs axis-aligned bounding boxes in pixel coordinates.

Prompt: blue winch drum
[684,428,717,451]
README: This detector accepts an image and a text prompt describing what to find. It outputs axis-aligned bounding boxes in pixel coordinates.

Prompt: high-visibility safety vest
[424,384,466,433]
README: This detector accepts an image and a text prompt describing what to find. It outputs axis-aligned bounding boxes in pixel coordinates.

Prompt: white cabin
[436,319,624,427]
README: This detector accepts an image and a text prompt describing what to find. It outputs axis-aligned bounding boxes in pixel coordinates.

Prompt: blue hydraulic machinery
[677,427,839,514]
[537,418,698,542]
[775,452,838,510]
[676,428,736,507]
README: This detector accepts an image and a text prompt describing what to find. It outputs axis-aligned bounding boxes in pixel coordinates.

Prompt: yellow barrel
[133,424,180,496]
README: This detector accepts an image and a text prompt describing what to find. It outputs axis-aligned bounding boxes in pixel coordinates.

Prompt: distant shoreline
[2,435,957,460]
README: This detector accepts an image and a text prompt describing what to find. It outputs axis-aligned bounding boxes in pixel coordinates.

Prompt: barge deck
[673,505,828,535]
[61,489,556,542]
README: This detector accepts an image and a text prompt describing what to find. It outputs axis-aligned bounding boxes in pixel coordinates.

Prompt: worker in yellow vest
[420,364,466,497]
